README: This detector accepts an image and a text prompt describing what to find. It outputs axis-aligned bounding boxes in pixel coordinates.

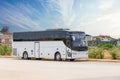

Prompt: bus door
[34,42,40,58]
[66,39,72,58]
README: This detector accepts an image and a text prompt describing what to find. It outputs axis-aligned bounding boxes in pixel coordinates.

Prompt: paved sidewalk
[0,58,120,80]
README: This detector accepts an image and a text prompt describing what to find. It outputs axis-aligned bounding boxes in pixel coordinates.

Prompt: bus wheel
[23,52,28,60]
[55,53,62,61]
[70,59,75,61]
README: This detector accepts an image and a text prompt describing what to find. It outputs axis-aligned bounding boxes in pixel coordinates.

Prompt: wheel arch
[22,51,28,57]
[23,51,32,60]
[54,51,61,60]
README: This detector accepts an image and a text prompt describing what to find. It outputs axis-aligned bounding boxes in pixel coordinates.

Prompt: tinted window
[13,31,67,41]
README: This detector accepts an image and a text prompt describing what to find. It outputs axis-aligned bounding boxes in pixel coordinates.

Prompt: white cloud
[0,0,81,31]
[99,0,114,10]
[0,2,43,30]
[80,11,120,38]
[1,0,120,39]
[79,3,83,8]
[57,0,76,27]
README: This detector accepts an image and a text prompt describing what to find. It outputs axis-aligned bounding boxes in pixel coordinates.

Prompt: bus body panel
[40,41,66,59]
[13,41,67,59]
[12,41,34,58]
[71,50,88,59]
[12,42,35,57]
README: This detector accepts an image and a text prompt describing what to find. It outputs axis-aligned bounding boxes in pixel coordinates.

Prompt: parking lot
[0,58,120,80]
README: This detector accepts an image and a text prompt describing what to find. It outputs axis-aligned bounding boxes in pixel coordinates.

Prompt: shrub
[0,44,12,56]
[98,44,114,50]
[88,48,104,59]
[0,46,3,55]
[89,45,120,59]
[109,47,120,59]
[88,48,96,58]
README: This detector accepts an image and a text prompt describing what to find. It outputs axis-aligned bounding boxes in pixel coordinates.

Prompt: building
[0,32,12,46]
[86,34,92,41]
[93,35,114,41]
[87,35,117,46]
[116,39,120,46]
[86,34,93,46]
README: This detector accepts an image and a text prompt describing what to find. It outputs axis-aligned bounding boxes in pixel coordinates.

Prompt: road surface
[0,58,120,80]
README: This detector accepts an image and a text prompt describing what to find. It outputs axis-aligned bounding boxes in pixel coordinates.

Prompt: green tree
[98,44,114,50]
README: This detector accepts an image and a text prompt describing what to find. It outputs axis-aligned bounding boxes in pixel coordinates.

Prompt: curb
[87,59,120,62]
[0,56,17,58]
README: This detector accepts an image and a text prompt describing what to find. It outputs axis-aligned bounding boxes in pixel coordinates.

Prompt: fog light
[67,52,72,57]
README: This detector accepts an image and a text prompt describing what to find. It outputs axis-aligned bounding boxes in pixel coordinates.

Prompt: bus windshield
[71,33,87,47]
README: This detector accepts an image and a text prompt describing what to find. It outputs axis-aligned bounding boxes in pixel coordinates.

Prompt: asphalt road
[0,58,120,80]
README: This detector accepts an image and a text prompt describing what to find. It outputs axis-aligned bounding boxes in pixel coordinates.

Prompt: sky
[0,0,120,38]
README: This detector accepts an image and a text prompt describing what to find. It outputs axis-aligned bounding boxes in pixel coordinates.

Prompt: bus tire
[23,51,28,60]
[70,59,75,61]
[36,58,42,60]
[55,52,62,61]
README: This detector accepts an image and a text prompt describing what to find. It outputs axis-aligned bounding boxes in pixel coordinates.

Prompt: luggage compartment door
[34,42,40,58]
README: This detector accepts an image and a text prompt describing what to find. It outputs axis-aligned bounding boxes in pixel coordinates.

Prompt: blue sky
[0,0,120,38]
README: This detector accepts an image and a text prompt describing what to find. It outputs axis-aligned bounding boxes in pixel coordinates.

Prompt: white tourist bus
[12,29,88,61]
